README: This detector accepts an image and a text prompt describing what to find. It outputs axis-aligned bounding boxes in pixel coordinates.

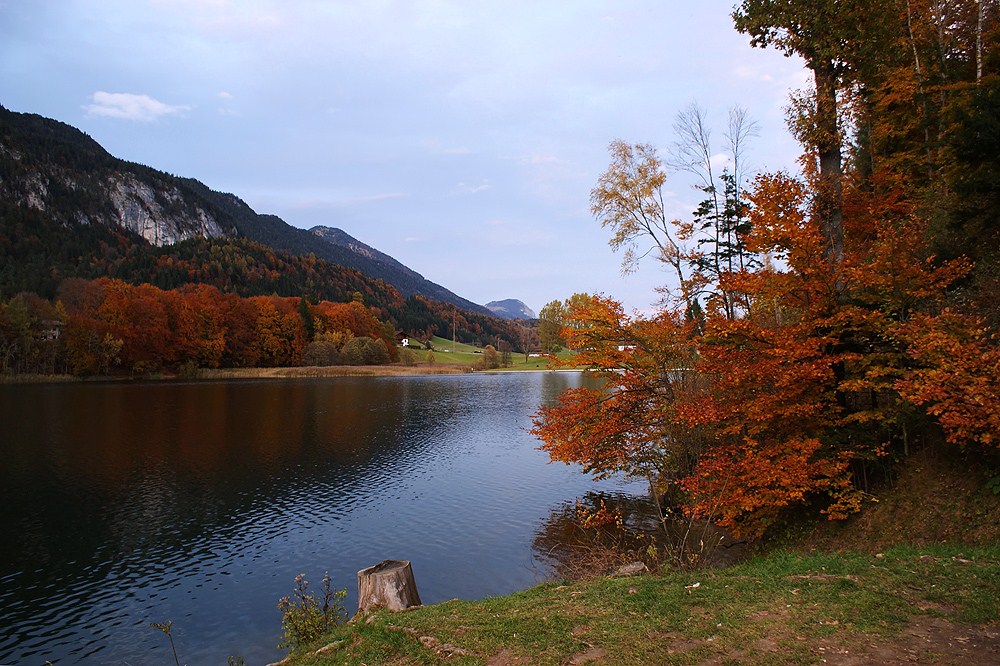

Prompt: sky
[1,1,809,315]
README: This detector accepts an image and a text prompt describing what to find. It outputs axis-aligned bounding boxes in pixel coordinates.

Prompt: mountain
[309,226,489,314]
[0,104,490,315]
[486,299,536,320]
[0,106,235,246]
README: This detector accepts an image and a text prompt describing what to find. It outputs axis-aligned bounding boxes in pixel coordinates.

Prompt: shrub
[399,347,418,366]
[479,344,501,370]
[342,336,390,365]
[277,572,347,652]
[302,340,342,366]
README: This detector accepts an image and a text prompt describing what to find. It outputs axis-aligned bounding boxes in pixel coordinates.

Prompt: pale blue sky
[1,0,807,314]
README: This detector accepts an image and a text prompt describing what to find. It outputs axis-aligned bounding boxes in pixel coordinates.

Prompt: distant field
[400,336,575,370]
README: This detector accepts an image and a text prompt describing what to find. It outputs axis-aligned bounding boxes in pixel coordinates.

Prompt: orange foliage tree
[52,278,400,375]
[535,7,999,538]
[536,164,996,538]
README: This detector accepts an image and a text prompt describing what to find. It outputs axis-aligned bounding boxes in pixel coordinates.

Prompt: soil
[812,615,1000,665]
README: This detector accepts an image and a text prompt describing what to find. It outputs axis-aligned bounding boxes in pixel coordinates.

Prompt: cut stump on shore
[356,559,422,617]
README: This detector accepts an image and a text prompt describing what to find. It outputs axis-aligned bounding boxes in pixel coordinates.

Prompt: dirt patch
[815,616,1000,665]
[564,646,609,664]
[486,648,536,665]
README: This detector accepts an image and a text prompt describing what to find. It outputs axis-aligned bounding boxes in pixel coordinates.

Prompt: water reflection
[0,373,641,665]
[532,491,664,579]
[533,490,749,579]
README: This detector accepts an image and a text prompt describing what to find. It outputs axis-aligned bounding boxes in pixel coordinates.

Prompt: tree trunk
[814,60,844,271]
[355,559,422,616]
[977,0,984,82]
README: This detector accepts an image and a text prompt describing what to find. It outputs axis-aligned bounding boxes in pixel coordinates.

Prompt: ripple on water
[0,373,639,665]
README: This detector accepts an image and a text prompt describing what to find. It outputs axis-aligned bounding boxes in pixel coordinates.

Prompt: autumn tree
[733,0,895,269]
[534,296,702,482]
[479,344,501,370]
[590,141,690,307]
[592,106,759,318]
[59,279,120,375]
[221,293,261,368]
[537,3,1000,541]
[537,300,567,353]
[498,339,514,367]
[514,323,539,362]
[176,283,226,368]
[669,104,760,318]
[537,165,991,538]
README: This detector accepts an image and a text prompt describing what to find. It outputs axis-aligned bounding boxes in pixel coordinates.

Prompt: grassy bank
[276,545,1000,665]
[415,336,577,370]
[0,337,575,383]
[273,447,1000,665]
[198,364,468,380]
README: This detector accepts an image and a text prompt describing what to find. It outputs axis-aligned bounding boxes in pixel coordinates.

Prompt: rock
[612,561,649,577]
[314,639,346,655]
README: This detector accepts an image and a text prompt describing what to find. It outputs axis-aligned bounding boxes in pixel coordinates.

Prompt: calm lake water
[0,372,642,665]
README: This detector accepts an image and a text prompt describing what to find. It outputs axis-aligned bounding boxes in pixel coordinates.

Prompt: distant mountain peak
[485,299,536,320]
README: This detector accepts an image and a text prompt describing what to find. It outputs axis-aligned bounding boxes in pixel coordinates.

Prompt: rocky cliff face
[0,108,235,245]
[106,173,227,246]
[5,160,229,246]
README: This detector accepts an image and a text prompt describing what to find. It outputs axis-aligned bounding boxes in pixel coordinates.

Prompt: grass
[406,336,579,371]
[275,545,1000,665]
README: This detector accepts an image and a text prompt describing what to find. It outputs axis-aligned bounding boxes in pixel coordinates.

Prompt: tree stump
[356,559,422,616]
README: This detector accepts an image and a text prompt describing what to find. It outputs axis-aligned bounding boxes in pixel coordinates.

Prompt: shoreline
[0,364,584,385]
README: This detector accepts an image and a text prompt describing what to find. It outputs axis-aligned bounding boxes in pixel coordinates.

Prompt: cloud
[709,152,731,170]
[454,180,491,195]
[217,91,234,99]
[84,92,190,122]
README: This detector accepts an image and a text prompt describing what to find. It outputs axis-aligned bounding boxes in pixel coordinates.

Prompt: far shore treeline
[0,276,525,376]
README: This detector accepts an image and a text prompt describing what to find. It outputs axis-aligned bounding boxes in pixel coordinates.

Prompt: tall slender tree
[733,0,894,271]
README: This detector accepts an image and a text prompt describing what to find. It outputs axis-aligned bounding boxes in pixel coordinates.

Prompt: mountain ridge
[0,104,490,315]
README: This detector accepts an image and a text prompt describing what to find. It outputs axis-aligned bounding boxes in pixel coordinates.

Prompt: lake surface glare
[0,372,641,665]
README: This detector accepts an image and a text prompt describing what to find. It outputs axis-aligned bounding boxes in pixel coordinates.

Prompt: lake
[0,372,643,665]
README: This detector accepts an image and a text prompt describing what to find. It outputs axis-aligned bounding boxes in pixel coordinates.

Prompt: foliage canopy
[535,0,1000,539]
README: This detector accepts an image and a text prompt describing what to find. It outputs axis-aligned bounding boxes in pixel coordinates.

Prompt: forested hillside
[0,102,531,375]
[0,105,491,315]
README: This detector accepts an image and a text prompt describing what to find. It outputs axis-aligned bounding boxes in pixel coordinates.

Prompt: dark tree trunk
[814,60,845,271]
